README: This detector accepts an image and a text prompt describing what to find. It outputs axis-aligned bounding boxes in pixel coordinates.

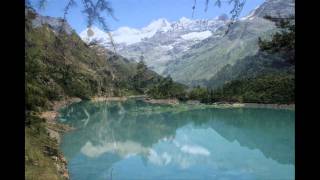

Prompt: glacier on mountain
[181,31,212,41]
[80,16,226,47]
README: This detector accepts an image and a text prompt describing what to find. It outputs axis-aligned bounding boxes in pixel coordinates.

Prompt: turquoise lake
[58,99,295,180]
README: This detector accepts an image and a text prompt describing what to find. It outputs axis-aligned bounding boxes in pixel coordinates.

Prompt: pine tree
[258,16,295,64]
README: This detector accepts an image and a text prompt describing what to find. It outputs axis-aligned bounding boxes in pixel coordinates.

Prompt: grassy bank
[25,98,81,180]
[25,114,68,180]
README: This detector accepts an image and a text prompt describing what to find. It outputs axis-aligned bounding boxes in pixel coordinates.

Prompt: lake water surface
[59,99,294,180]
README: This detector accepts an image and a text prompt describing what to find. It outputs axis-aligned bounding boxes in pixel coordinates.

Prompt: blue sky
[29,0,265,33]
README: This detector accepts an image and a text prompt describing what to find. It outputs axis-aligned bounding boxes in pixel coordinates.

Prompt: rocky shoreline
[90,95,294,111]
[37,96,143,180]
[241,103,295,110]
[39,97,82,180]
[40,97,81,143]
[141,97,295,110]
[143,98,180,105]
[209,102,295,110]
[90,96,128,102]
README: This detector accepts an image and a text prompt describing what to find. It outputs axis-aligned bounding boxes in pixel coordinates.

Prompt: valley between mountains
[25,0,295,179]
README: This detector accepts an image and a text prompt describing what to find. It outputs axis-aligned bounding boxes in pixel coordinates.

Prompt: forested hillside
[189,16,295,104]
[27,9,145,111]
[25,1,295,179]
[25,7,184,179]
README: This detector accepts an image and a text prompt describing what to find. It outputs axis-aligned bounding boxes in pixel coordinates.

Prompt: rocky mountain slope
[80,0,294,86]
[163,0,294,86]
[249,0,295,18]
[163,17,275,85]
[80,16,229,74]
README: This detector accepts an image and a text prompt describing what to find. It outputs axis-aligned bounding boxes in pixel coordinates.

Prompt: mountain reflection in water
[59,99,294,180]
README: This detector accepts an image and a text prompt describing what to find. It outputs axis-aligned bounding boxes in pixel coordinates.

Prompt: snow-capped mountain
[81,18,172,46]
[80,16,228,73]
[162,0,295,85]
[79,0,294,84]
[80,16,227,47]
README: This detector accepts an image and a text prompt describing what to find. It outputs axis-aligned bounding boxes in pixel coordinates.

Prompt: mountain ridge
[79,0,294,87]
[80,16,228,47]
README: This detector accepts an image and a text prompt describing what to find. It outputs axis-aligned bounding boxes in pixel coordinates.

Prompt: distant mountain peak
[178,17,192,24]
[79,17,226,47]
[142,18,171,33]
[78,0,294,85]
